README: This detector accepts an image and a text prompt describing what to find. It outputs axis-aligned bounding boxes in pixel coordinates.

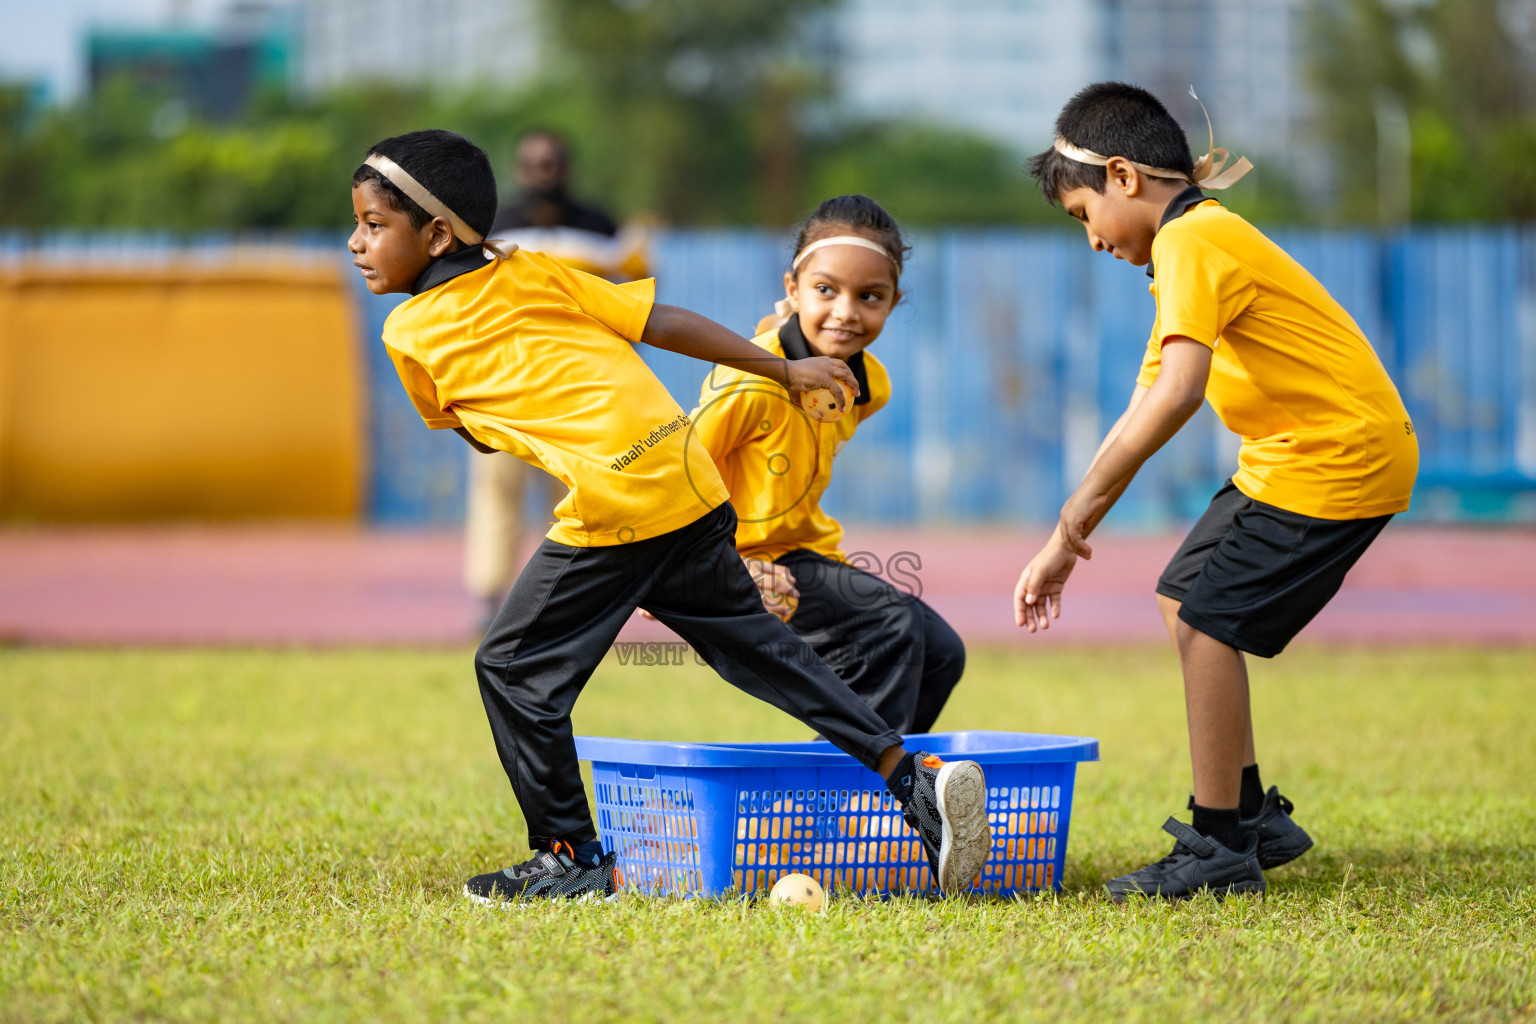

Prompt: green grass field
[2,645,1532,1023]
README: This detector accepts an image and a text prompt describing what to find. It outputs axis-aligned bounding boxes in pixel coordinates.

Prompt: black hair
[791,194,909,278]
[1027,82,1193,205]
[351,129,498,239]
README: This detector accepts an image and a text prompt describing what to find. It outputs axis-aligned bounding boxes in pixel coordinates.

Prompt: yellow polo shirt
[690,330,890,562]
[382,249,728,546]
[1139,201,1418,519]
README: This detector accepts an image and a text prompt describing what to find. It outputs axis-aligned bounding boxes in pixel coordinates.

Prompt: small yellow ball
[768,872,826,912]
[799,381,852,423]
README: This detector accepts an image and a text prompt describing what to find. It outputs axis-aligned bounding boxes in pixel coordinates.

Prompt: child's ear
[425,217,457,258]
[782,270,798,307]
[892,287,904,309]
[1105,157,1143,197]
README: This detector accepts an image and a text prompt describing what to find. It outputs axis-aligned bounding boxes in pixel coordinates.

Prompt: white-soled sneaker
[900,751,992,894]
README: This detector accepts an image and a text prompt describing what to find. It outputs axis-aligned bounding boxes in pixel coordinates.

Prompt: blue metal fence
[10,227,1526,526]
[357,226,1536,526]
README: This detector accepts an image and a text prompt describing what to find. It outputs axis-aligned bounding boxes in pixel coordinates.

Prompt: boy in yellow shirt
[348,130,991,902]
[1016,84,1418,899]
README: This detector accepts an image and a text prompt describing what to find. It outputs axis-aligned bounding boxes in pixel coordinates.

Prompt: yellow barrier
[0,258,363,520]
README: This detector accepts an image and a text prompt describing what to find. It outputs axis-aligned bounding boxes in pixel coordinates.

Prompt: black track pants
[473,502,904,848]
[775,549,965,734]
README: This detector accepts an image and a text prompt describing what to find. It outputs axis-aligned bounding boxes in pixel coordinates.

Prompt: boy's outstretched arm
[1013,384,1147,631]
[641,303,860,413]
[1060,337,1210,557]
[1014,338,1210,632]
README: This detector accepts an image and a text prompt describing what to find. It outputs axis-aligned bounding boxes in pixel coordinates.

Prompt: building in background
[824,0,1319,189]
[820,0,1111,154]
[87,3,296,120]
[1109,0,1323,193]
[35,0,1321,187]
[297,0,540,93]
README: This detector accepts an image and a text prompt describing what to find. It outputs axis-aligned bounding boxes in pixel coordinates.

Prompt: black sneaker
[1105,817,1266,901]
[1188,788,1314,870]
[463,843,622,906]
[900,751,992,894]
[1242,786,1314,870]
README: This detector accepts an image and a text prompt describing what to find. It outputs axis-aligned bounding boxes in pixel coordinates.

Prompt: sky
[0,0,231,102]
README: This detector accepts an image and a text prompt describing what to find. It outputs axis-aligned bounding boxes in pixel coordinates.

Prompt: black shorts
[1156,480,1392,658]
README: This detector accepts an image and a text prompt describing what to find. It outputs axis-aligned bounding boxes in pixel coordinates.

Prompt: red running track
[1,524,1533,648]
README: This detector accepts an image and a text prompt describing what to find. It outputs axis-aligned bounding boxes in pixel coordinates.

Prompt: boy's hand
[639,305,859,411]
[1059,487,1112,559]
[745,556,799,622]
[1014,535,1078,633]
[784,357,860,414]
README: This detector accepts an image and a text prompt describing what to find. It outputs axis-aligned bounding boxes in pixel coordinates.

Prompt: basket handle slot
[616,763,658,780]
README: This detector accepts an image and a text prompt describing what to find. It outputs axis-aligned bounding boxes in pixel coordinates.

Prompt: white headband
[772,234,900,321]
[1053,87,1254,191]
[791,235,898,273]
[364,153,514,260]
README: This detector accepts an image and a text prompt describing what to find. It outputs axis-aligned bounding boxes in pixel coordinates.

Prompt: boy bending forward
[1017,84,1417,899]
[348,130,991,902]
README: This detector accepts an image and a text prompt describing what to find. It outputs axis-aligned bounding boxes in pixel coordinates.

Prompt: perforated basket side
[978,762,1078,895]
[587,737,1089,897]
[728,764,930,896]
[593,759,1083,897]
[590,761,740,894]
[726,761,1079,897]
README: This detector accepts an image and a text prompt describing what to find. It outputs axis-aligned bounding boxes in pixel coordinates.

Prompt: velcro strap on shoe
[1161,817,1215,857]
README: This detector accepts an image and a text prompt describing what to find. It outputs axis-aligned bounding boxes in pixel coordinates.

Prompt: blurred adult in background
[492,132,615,236]
[487,131,650,279]
[465,131,650,631]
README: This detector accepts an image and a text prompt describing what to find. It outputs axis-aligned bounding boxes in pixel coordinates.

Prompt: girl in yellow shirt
[692,196,965,734]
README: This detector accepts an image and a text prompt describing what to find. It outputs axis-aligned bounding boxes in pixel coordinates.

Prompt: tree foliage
[1309,0,1536,222]
[0,0,1041,231]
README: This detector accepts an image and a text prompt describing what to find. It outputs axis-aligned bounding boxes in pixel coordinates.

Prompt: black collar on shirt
[412,245,494,295]
[777,314,871,406]
[1147,185,1210,280]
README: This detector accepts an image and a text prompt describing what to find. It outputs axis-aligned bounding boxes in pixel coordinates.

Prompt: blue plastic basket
[575,731,1098,898]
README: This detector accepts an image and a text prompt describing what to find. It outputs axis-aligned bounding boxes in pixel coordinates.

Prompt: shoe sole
[1106,877,1267,902]
[463,885,621,908]
[934,759,991,893]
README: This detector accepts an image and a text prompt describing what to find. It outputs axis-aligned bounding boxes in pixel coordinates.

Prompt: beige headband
[773,234,900,320]
[364,153,515,259]
[791,235,898,273]
[1053,87,1254,190]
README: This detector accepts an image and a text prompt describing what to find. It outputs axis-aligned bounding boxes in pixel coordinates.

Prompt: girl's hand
[1014,536,1078,633]
[783,357,860,413]
[745,557,799,623]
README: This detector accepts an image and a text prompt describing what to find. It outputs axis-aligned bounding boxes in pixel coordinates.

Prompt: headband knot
[1053,87,1253,190]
